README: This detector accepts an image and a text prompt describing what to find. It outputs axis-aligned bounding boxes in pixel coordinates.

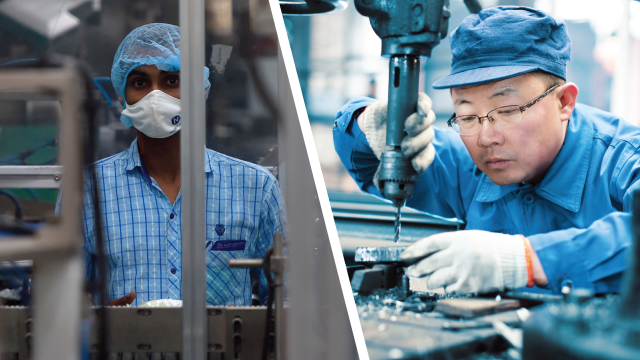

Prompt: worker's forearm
[357,111,366,134]
[530,246,548,286]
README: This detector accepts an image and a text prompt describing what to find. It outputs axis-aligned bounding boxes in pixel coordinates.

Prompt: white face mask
[121,90,181,139]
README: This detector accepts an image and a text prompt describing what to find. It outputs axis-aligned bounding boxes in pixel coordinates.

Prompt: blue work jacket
[333,97,640,295]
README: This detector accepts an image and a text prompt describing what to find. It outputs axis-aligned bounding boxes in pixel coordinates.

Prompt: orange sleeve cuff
[362,104,372,118]
[520,235,535,287]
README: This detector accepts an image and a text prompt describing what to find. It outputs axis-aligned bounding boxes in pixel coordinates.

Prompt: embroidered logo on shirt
[207,240,246,251]
[215,223,225,236]
[171,115,181,125]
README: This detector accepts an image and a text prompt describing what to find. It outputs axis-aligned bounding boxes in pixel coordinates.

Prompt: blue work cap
[111,23,211,127]
[432,6,571,89]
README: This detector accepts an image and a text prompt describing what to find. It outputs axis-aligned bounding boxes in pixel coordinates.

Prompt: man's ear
[118,96,124,105]
[558,83,578,122]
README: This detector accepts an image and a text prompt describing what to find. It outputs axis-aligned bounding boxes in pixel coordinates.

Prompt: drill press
[354,0,455,242]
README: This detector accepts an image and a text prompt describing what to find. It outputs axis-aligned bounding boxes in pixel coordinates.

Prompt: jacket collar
[474,106,593,213]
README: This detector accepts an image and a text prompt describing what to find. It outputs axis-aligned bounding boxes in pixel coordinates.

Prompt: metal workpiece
[354,246,427,267]
[434,298,521,319]
[355,246,408,263]
[351,264,398,295]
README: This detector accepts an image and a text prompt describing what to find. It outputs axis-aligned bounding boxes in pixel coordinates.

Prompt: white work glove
[363,92,437,175]
[400,230,529,295]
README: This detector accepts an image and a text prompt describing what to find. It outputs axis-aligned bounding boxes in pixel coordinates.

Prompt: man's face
[123,65,180,105]
[451,73,571,185]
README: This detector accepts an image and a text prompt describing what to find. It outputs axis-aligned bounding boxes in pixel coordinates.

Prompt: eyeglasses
[447,84,561,135]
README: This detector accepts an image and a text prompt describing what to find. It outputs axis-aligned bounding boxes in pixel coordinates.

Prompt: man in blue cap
[333,7,640,295]
[58,23,286,306]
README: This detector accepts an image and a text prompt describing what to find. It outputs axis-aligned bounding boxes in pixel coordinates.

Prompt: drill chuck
[379,150,419,203]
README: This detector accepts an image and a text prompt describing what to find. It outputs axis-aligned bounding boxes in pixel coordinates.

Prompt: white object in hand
[400,230,528,294]
[140,299,183,307]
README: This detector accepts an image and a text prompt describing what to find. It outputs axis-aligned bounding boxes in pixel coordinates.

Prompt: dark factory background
[0,0,279,221]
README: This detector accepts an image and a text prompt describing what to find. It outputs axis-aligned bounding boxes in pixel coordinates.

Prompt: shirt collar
[124,138,143,171]
[124,137,215,174]
[474,106,593,213]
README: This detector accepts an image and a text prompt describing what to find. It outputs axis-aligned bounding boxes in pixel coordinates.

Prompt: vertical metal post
[277,39,357,360]
[180,0,207,358]
[0,65,85,360]
[273,234,284,360]
[32,255,84,360]
[32,64,85,360]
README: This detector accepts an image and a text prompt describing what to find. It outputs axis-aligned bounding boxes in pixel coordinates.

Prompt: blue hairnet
[111,23,211,127]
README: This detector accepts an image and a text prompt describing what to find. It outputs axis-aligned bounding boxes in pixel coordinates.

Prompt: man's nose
[477,117,504,147]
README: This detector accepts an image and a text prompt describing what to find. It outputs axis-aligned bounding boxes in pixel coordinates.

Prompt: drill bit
[394,204,402,243]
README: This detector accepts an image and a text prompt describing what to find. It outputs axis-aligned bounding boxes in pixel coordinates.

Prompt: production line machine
[0,59,286,360]
[343,193,640,360]
[0,306,272,359]
[330,1,640,359]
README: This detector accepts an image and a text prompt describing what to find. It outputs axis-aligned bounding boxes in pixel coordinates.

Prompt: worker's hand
[108,291,136,306]
[400,231,529,294]
[360,92,436,174]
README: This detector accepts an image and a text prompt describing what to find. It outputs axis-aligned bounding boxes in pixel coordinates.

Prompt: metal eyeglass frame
[447,83,562,135]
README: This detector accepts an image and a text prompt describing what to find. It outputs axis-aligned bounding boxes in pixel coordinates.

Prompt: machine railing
[0,166,63,189]
[0,62,86,360]
[0,306,274,359]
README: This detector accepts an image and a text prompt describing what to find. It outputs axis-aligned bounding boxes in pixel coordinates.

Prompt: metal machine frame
[0,1,358,359]
[0,166,63,189]
[0,306,272,359]
[0,62,86,360]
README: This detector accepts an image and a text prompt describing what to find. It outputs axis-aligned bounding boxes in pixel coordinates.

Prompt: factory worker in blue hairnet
[63,23,286,306]
[334,7,640,295]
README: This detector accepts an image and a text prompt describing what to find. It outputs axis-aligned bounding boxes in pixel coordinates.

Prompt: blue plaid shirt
[58,139,285,306]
